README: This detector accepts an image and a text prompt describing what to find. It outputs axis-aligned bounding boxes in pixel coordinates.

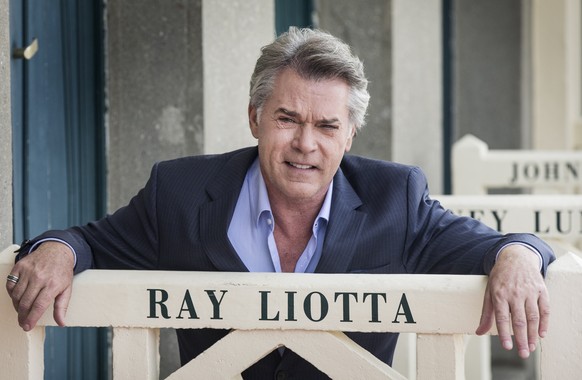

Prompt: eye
[276,116,298,128]
[320,124,339,130]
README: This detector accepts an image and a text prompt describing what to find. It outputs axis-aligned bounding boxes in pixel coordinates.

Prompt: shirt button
[276,371,287,380]
[267,218,272,225]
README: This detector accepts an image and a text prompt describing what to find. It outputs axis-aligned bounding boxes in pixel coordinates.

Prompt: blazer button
[276,370,287,380]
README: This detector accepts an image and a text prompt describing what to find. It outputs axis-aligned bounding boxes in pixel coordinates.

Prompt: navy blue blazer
[22,147,554,379]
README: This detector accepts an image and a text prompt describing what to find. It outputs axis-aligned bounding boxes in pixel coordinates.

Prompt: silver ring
[6,274,19,284]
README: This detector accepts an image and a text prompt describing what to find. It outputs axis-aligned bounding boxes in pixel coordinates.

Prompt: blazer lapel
[315,167,367,273]
[199,147,258,272]
[199,149,366,274]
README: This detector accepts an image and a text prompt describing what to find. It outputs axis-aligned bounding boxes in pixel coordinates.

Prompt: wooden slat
[169,329,405,380]
[112,327,159,380]
[540,253,582,378]
[417,334,464,380]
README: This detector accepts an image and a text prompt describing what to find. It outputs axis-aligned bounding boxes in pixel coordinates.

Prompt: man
[6,28,554,378]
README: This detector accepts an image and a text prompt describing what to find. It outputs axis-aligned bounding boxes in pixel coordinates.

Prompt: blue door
[275,0,314,35]
[10,0,108,378]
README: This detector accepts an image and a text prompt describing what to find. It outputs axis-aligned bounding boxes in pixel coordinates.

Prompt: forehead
[268,69,350,119]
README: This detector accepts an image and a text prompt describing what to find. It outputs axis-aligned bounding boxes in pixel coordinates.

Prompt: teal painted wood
[10,0,24,242]
[10,0,108,378]
[275,0,313,35]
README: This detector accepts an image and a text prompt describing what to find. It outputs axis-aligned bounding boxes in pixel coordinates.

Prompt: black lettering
[363,292,387,323]
[468,210,485,221]
[491,210,507,232]
[334,292,358,322]
[259,291,279,321]
[176,290,199,320]
[556,210,573,234]
[392,293,416,324]
[147,288,170,319]
[545,162,559,181]
[510,162,518,183]
[205,290,228,320]
[285,291,297,321]
[523,162,540,181]
[304,292,328,322]
[566,162,579,180]
[534,210,550,233]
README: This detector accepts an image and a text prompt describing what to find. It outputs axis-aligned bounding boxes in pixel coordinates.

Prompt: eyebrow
[276,108,300,118]
[276,108,341,124]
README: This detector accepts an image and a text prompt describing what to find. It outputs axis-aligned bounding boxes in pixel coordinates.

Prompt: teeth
[289,162,312,169]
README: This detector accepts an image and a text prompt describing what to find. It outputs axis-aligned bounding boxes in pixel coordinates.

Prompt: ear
[248,104,260,139]
[344,125,356,152]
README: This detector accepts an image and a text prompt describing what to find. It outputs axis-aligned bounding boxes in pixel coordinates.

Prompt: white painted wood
[453,134,582,194]
[417,334,464,380]
[392,333,417,380]
[0,245,45,379]
[2,245,581,379]
[540,252,582,378]
[450,135,582,380]
[391,1,444,373]
[113,327,160,380]
[436,194,582,246]
[464,335,490,380]
[31,268,488,334]
[171,329,406,380]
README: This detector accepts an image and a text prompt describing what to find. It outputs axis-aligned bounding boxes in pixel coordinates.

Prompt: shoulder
[155,146,257,174]
[145,147,258,195]
[340,154,428,196]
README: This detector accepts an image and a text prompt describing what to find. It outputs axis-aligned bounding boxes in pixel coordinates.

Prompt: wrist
[497,244,541,270]
[35,241,76,268]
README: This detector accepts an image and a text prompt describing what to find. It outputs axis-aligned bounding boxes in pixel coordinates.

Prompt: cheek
[262,128,295,148]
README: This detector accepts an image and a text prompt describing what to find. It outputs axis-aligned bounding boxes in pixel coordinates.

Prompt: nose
[292,124,317,153]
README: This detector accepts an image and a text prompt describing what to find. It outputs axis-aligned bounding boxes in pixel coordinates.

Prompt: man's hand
[5,241,75,331]
[475,244,550,359]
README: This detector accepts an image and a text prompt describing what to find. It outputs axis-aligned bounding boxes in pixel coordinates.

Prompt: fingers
[53,286,72,327]
[19,286,53,331]
[11,273,59,331]
[538,288,551,339]
[525,298,541,354]
[505,302,530,359]
[475,284,494,336]
[481,244,551,359]
[490,288,551,359]
[494,299,515,352]
[476,284,529,356]
[6,272,42,330]
[5,242,75,331]
[6,272,21,310]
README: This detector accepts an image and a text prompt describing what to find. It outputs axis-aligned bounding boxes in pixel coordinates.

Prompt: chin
[285,187,322,201]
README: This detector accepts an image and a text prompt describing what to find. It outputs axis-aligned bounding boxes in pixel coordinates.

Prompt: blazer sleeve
[402,167,555,276]
[16,162,162,274]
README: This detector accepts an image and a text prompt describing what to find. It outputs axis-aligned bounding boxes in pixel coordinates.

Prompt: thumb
[53,286,72,327]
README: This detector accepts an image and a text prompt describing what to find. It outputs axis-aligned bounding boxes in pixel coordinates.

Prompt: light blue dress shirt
[227,158,332,273]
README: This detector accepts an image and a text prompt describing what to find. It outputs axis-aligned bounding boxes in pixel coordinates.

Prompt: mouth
[286,161,316,170]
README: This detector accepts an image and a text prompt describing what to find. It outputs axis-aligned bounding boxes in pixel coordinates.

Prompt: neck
[269,193,324,235]
[268,191,326,273]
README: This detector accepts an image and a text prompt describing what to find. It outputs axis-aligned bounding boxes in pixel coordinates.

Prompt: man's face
[249,68,355,204]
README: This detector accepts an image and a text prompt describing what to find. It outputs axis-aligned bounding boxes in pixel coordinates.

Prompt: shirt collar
[247,158,333,230]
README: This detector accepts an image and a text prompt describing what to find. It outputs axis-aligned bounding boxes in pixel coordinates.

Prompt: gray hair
[249,27,370,131]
